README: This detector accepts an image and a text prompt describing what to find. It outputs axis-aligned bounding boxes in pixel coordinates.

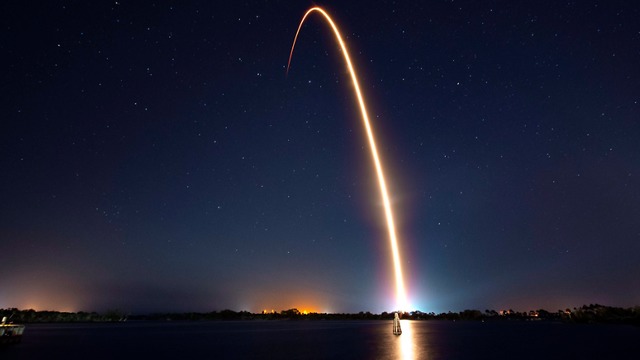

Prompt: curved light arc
[287,7,407,311]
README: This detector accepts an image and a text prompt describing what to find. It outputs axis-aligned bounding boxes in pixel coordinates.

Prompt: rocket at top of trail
[287,7,409,311]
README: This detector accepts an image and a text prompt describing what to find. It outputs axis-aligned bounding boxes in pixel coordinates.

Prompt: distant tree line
[2,304,638,325]
[404,304,639,324]
[0,308,126,323]
[566,304,640,325]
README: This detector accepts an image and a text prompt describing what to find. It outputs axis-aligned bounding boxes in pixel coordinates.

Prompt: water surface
[2,320,637,359]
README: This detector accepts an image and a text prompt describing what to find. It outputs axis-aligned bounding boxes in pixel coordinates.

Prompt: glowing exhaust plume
[287,7,407,311]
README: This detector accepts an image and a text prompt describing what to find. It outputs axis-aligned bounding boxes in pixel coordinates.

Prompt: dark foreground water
[1,320,638,359]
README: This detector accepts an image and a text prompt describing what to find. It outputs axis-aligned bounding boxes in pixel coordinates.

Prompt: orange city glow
[287,7,408,310]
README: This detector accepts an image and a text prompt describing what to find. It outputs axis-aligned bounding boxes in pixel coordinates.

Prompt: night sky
[2,1,639,314]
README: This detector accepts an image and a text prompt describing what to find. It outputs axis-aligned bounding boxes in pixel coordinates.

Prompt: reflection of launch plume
[287,7,407,310]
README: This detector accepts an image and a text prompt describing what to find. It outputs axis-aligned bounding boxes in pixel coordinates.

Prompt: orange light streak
[287,7,407,310]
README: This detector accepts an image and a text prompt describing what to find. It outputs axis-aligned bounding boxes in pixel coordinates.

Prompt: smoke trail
[287,7,408,311]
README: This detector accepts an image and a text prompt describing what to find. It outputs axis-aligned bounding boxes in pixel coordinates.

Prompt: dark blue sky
[2,0,639,314]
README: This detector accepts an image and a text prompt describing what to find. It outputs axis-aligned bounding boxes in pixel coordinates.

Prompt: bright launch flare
[287,7,408,310]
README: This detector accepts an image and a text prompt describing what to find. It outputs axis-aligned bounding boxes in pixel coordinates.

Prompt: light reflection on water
[398,320,416,360]
[382,320,425,359]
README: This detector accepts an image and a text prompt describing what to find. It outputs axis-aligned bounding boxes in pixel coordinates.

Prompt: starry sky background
[1,1,639,314]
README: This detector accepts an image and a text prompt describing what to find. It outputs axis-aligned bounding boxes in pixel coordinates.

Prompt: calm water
[1,320,637,359]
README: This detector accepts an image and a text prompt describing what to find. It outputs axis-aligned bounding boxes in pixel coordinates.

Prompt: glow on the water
[287,7,408,310]
[399,320,416,359]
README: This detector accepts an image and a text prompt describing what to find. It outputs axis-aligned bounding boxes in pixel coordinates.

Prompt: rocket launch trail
[287,7,408,311]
